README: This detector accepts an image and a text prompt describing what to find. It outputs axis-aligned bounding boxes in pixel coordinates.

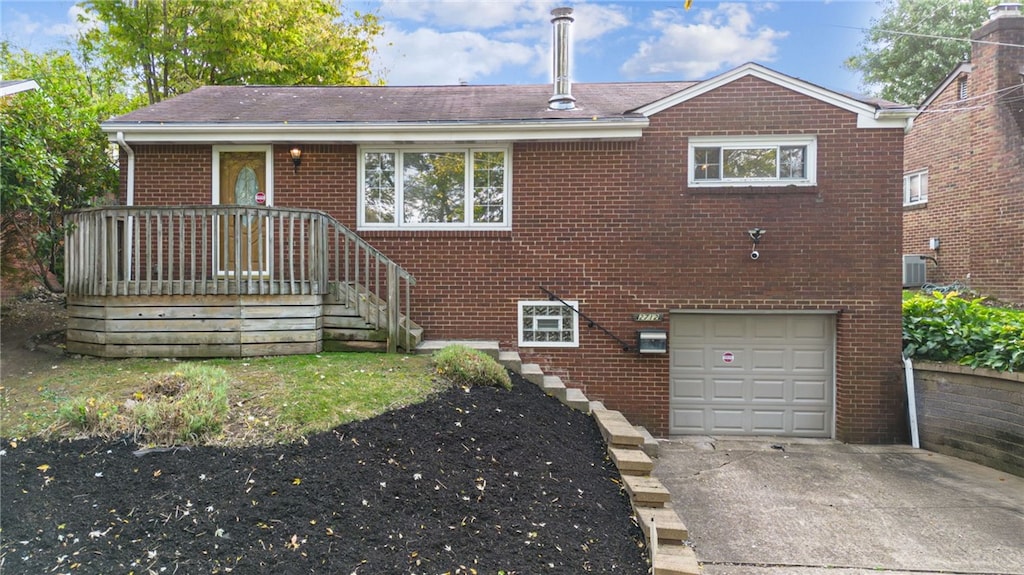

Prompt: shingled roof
[108,82,696,124]
[102,64,914,143]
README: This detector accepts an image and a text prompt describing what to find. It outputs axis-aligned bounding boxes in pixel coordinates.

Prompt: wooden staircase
[323,282,423,352]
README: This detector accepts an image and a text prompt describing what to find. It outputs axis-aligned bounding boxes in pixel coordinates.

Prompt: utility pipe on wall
[903,355,920,448]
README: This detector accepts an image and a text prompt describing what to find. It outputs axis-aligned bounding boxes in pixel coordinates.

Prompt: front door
[218,151,269,275]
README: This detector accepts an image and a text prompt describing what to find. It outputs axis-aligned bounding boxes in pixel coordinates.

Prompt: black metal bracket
[538,285,635,352]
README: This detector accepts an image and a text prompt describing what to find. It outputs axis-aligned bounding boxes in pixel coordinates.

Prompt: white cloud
[373,1,631,85]
[44,5,99,39]
[378,0,554,31]
[620,2,787,79]
[375,26,536,85]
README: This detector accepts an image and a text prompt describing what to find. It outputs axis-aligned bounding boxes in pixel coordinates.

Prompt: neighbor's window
[518,300,579,348]
[904,170,928,206]
[359,147,509,229]
[689,136,817,187]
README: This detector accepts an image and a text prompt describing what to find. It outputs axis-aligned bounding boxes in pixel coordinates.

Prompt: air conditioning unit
[903,255,928,287]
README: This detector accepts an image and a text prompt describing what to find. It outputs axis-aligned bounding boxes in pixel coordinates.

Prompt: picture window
[689,136,816,187]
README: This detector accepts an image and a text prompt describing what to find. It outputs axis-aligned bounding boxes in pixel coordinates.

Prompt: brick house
[903,3,1024,302]
[91,13,915,442]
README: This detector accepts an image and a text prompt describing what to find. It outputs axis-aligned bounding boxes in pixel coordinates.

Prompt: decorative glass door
[218,151,269,275]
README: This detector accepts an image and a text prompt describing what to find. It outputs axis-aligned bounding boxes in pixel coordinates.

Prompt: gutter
[115,131,135,206]
[101,117,651,144]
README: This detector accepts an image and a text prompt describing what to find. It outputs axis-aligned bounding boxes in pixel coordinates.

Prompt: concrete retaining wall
[912,361,1023,477]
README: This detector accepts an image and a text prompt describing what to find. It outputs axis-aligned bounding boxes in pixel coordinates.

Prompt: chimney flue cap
[551,7,574,20]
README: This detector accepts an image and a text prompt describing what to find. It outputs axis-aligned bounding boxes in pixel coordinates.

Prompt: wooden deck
[64,206,419,357]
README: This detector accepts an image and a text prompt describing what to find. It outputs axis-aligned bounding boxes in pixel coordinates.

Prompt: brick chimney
[548,7,576,111]
[970,2,1024,129]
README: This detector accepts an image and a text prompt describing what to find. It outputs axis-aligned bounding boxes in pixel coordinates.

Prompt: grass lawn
[1,352,443,445]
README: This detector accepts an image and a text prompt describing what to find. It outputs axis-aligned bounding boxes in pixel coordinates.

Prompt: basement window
[689,136,817,187]
[359,146,510,230]
[904,170,928,206]
[518,300,579,348]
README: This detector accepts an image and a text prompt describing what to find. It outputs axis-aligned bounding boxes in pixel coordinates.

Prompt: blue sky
[1,0,881,95]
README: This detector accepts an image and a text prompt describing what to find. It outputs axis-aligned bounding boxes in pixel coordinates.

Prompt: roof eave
[102,118,650,144]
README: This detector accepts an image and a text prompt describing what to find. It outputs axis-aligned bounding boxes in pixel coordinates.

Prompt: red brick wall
[903,14,1024,303]
[122,77,908,442]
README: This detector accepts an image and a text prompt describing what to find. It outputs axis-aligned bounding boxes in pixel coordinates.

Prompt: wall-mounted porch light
[289,146,303,173]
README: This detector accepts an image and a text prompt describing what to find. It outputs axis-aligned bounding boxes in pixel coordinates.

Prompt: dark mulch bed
[1,373,649,574]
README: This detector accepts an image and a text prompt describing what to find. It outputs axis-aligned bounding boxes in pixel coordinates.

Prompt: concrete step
[653,543,700,575]
[415,340,500,360]
[589,400,607,412]
[541,375,567,400]
[592,409,645,448]
[636,505,689,543]
[498,350,522,373]
[563,387,590,413]
[608,446,653,476]
[622,475,671,508]
[521,363,545,386]
[637,425,660,458]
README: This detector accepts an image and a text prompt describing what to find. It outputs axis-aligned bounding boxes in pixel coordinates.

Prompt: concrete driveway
[652,437,1024,575]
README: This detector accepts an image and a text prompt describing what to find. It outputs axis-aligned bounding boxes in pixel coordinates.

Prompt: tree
[79,0,383,105]
[0,44,126,292]
[845,0,992,105]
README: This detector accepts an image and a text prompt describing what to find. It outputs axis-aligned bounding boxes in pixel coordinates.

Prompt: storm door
[216,150,271,276]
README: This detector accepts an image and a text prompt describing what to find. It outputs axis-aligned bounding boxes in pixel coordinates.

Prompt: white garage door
[669,313,834,437]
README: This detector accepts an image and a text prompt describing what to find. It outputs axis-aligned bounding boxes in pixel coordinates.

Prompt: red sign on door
[255,191,267,205]
[722,352,735,364]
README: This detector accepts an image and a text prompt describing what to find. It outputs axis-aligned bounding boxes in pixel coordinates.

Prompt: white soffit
[636,62,915,129]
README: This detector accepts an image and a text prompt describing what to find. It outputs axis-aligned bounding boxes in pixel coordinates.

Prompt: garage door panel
[712,317,747,338]
[752,379,785,401]
[793,411,828,432]
[712,347,746,368]
[671,348,705,369]
[751,410,786,433]
[792,316,829,339]
[670,313,834,437]
[752,349,786,370]
[753,316,789,338]
[671,408,707,432]
[671,377,705,400]
[712,378,745,400]
[710,409,745,431]
[793,380,828,401]
[793,349,827,370]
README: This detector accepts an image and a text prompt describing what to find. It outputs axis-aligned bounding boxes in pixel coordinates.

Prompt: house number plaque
[633,313,663,322]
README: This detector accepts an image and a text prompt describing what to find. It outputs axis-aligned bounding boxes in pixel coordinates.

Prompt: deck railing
[65,206,416,351]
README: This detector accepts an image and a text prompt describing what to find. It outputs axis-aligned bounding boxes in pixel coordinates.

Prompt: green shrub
[433,345,512,390]
[903,291,1023,372]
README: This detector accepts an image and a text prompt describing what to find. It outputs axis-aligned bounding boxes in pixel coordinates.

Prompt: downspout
[903,355,920,448]
[115,131,135,206]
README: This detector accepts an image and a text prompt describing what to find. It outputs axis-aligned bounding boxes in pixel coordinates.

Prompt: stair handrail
[538,285,635,352]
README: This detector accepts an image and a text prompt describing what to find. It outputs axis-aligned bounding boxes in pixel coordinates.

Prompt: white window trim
[688,135,817,187]
[357,144,512,231]
[903,170,928,206]
[518,300,580,348]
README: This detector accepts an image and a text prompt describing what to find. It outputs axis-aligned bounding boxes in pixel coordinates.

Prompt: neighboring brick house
[98,14,915,442]
[903,3,1024,302]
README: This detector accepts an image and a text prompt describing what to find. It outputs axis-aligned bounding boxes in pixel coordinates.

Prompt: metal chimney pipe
[548,7,576,110]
